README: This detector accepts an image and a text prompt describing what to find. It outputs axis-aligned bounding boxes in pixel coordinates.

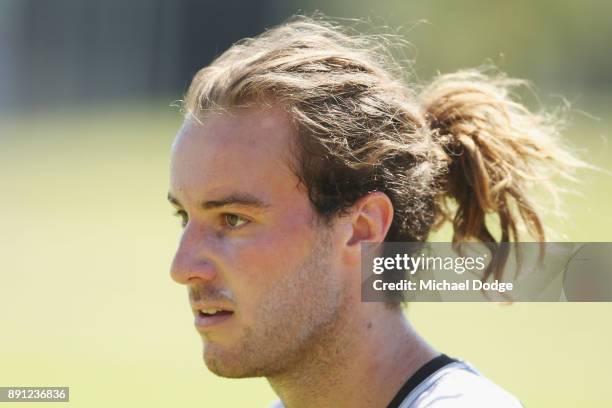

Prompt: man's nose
[170,228,218,285]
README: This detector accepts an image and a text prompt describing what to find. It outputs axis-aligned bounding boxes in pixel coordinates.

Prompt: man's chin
[202,343,257,378]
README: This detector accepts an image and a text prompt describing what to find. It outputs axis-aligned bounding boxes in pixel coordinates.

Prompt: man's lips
[190,302,235,314]
[191,303,235,329]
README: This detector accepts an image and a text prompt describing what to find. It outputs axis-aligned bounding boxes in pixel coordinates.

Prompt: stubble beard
[203,227,348,379]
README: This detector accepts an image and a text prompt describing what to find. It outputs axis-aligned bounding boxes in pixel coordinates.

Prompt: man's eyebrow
[202,193,270,211]
[167,192,270,211]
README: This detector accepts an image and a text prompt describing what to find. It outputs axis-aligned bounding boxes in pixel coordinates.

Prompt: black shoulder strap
[387,353,458,408]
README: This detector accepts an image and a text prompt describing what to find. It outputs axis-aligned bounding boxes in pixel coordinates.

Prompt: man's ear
[340,191,394,266]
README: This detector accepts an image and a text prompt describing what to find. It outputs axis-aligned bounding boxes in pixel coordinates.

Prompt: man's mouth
[194,306,235,329]
[199,308,234,317]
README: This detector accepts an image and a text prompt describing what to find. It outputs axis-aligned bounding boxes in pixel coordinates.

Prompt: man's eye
[174,210,188,228]
[223,213,249,229]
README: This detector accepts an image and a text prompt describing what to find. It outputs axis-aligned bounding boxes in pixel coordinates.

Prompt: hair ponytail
[421,69,585,280]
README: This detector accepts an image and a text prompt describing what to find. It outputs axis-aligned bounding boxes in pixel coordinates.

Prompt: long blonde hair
[183,15,584,281]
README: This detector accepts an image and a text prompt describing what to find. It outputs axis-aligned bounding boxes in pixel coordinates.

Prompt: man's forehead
[169,107,299,203]
[175,107,294,150]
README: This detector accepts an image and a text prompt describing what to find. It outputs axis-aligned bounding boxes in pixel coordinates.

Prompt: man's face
[168,108,348,378]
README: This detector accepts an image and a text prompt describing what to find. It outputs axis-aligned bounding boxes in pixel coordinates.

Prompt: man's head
[168,16,437,378]
[169,107,394,377]
[168,15,566,379]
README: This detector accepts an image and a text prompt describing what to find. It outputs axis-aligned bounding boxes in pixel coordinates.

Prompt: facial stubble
[203,227,348,378]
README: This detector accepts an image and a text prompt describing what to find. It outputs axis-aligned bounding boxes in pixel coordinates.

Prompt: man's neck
[267,305,438,408]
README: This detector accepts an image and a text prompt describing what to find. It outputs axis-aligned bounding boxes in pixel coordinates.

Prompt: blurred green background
[1,1,611,407]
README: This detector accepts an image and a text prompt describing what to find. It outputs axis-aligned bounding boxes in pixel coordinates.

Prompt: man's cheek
[239,236,296,275]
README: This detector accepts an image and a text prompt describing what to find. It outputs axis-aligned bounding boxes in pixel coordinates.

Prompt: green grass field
[1,102,611,407]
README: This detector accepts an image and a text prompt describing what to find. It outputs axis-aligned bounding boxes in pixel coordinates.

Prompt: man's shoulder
[269,360,523,408]
[406,360,523,408]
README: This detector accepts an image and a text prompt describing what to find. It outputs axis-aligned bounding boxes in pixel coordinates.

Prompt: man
[167,15,568,408]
